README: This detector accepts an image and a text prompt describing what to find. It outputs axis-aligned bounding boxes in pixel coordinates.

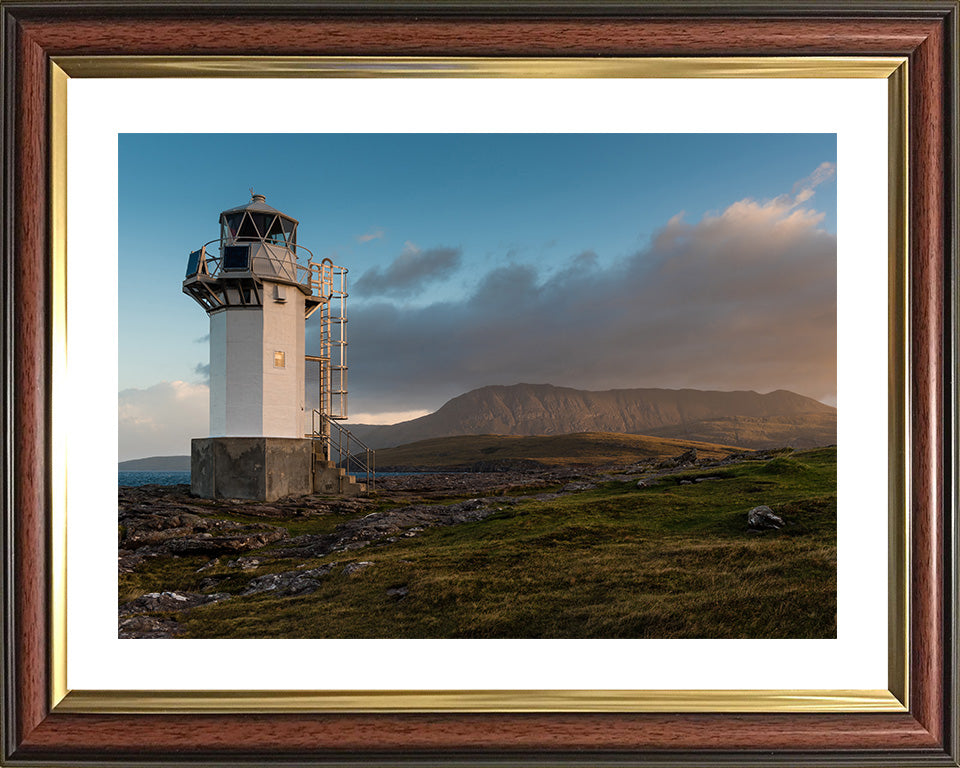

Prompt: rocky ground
[118,448,789,638]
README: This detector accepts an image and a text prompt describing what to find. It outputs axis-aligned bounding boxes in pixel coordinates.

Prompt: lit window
[274,351,285,368]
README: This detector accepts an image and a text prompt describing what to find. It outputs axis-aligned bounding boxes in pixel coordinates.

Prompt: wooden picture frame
[1,2,957,765]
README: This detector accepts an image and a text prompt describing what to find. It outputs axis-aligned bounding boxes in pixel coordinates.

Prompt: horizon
[119,133,837,461]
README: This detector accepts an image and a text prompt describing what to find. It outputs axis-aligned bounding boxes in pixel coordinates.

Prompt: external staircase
[309,410,375,496]
[312,456,367,497]
[304,257,375,496]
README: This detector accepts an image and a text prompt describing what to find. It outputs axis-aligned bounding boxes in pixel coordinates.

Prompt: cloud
[119,380,208,461]
[354,243,462,297]
[195,334,209,343]
[335,189,836,415]
[356,227,385,243]
[346,409,432,425]
[194,362,210,382]
[792,161,836,202]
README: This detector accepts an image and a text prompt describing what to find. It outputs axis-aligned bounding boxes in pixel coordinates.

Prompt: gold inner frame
[49,56,909,714]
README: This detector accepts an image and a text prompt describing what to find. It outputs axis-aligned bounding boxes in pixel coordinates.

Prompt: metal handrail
[310,409,375,491]
[197,237,317,286]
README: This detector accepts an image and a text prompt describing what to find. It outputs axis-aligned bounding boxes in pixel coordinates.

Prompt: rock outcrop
[119,487,508,638]
[268,497,505,561]
[117,484,376,573]
[242,564,340,597]
[119,503,289,572]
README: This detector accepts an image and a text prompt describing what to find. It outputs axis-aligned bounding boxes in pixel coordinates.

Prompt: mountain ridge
[346,383,835,451]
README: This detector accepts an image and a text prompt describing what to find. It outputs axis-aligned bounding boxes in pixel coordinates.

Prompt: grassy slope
[149,446,837,639]
[374,431,742,468]
[644,413,837,451]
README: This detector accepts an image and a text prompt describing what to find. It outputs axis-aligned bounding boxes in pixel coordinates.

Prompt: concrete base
[191,437,313,501]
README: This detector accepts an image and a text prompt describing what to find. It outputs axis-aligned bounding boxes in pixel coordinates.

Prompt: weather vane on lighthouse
[183,192,373,500]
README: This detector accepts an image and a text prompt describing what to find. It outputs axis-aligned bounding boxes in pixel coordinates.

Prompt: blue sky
[119,133,837,459]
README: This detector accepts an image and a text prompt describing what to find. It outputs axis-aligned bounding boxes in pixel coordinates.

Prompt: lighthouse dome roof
[221,193,299,224]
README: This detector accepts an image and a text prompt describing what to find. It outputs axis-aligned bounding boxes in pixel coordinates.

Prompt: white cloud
[356,227,385,243]
[119,380,208,461]
[345,409,432,425]
[792,160,837,203]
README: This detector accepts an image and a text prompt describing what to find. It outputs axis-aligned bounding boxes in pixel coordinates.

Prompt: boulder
[242,563,338,597]
[747,505,784,530]
[656,448,697,469]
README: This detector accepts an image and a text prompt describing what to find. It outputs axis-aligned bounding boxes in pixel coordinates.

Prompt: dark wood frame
[1,2,957,765]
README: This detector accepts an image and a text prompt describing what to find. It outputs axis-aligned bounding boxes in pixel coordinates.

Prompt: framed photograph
[2,2,957,766]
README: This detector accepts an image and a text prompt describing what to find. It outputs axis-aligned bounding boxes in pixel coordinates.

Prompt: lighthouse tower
[183,193,366,500]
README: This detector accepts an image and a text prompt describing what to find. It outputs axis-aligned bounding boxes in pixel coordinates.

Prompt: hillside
[348,383,835,450]
[643,413,838,450]
[373,432,742,469]
[119,455,191,471]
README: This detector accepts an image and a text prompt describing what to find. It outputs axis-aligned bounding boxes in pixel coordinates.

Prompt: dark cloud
[194,362,210,382]
[195,334,210,343]
[354,244,461,297]
[316,195,837,416]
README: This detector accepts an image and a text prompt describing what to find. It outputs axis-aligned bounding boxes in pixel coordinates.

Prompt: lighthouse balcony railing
[310,410,376,491]
[192,238,320,291]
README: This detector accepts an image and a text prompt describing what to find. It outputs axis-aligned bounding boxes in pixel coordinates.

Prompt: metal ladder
[308,257,348,424]
[306,257,375,489]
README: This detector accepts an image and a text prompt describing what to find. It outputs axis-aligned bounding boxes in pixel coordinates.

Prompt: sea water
[118,470,191,487]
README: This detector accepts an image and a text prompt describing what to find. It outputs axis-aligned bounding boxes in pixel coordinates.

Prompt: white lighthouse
[183,193,371,500]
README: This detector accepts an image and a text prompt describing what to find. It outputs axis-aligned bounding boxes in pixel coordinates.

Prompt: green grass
[120,555,212,603]
[374,431,743,468]
[155,446,837,639]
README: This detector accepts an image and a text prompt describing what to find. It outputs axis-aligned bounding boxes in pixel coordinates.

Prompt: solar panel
[185,249,203,278]
[222,245,250,271]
